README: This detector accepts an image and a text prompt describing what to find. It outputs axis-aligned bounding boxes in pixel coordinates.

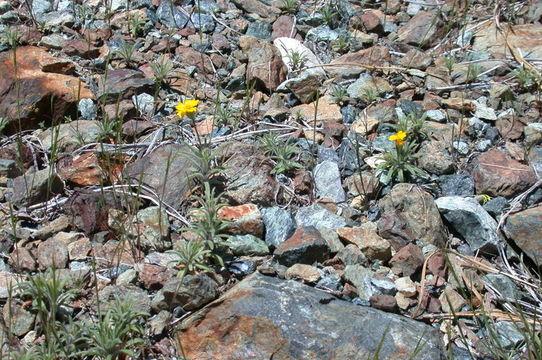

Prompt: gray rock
[132,92,154,116]
[313,160,346,203]
[343,264,376,301]
[190,12,215,33]
[39,33,66,49]
[156,0,190,28]
[38,120,102,152]
[78,98,97,120]
[316,227,344,253]
[337,244,367,265]
[125,144,193,210]
[317,146,339,164]
[153,274,218,312]
[11,168,63,208]
[261,206,296,248]
[306,25,339,42]
[31,0,52,15]
[128,206,170,251]
[176,273,445,359]
[504,205,542,266]
[435,196,500,253]
[425,109,447,122]
[3,303,35,336]
[493,321,525,349]
[37,237,69,270]
[246,21,272,40]
[476,139,492,152]
[98,284,150,314]
[315,273,342,292]
[295,204,347,229]
[483,197,508,218]
[0,159,20,178]
[437,174,475,197]
[452,140,469,155]
[224,234,270,256]
[482,274,522,300]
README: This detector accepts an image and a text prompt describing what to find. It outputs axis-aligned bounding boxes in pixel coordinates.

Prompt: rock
[483,197,509,218]
[295,204,346,230]
[306,25,339,42]
[328,46,391,78]
[156,0,190,28]
[37,237,69,270]
[397,11,442,48]
[473,23,542,59]
[285,264,321,283]
[272,16,301,40]
[347,74,393,98]
[473,149,536,197]
[231,0,280,19]
[3,302,35,336]
[378,183,447,249]
[127,206,170,252]
[435,196,500,253]
[337,244,367,265]
[245,39,287,92]
[261,207,296,248]
[221,142,278,206]
[282,70,324,103]
[395,276,417,297]
[417,140,455,175]
[337,225,392,262]
[64,39,100,58]
[38,120,102,152]
[153,274,218,312]
[8,248,36,272]
[224,234,269,256]
[149,310,172,336]
[292,97,343,125]
[67,237,92,261]
[439,287,466,313]
[389,244,424,277]
[97,69,153,104]
[177,273,444,359]
[504,205,542,266]
[525,123,542,147]
[0,46,93,133]
[98,284,150,314]
[0,272,25,299]
[137,264,175,290]
[313,160,346,203]
[274,226,331,266]
[125,144,193,210]
[57,152,104,187]
[492,321,525,350]
[369,294,397,312]
[11,168,63,208]
[482,274,522,300]
[437,174,475,197]
[316,227,344,253]
[343,264,376,301]
[228,260,257,276]
[218,203,264,237]
[246,21,272,40]
[78,98,97,120]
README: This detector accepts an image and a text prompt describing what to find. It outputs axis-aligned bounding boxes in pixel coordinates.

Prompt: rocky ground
[1,0,542,359]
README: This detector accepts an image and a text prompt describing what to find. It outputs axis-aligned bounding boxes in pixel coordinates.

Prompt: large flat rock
[177,273,445,360]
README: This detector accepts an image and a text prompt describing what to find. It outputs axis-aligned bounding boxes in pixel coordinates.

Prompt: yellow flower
[175,99,199,118]
[389,131,407,146]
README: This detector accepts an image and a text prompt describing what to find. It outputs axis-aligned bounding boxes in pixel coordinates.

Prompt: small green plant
[150,55,175,86]
[391,112,428,142]
[127,12,146,38]
[183,143,227,187]
[332,33,351,53]
[0,117,8,135]
[97,115,121,142]
[76,296,148,360]
[466,63,483,83]
[0,26,20,48]
[475,193,492,205]
[330,85,348,104]
[115,41,140,68]
[16,269,78,343]
[286,49,308,73]
[376,131,427,184]
[444,55,456,74]
[319,4,338,27]
[168,240,215,281]
[514,66,542,90]
[280,0,299,14]
[260,132,303,175]
[214,101,238,129]
[360,88,379,104]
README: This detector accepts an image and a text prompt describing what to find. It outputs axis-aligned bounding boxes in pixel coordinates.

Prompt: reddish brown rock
[496,114,527,140]
[329,46,391,77]
[64,39,101,58]
[57,152,104,187]
[218,203,263,237]
[0,46,93,133]
[284,264,321,283]
[397,11,443,48]
[427,251,447,278]
[246,41,287,92]
[337,226,392,262]
[37,238,69,270]
[9,248,37,272]
[361,9,385,33]
[370,294,398,312]
[389,244,424,277]
[473,149,536,197]
[274,226,330,266]
[138,264,175,290]
[97,69,153,103]
[504,205,542,267]
[177,273,445,359]
[272,15,301,40]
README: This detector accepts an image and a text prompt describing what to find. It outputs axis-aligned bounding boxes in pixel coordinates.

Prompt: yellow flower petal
[389,131,407,146]
[175,99,199,118]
